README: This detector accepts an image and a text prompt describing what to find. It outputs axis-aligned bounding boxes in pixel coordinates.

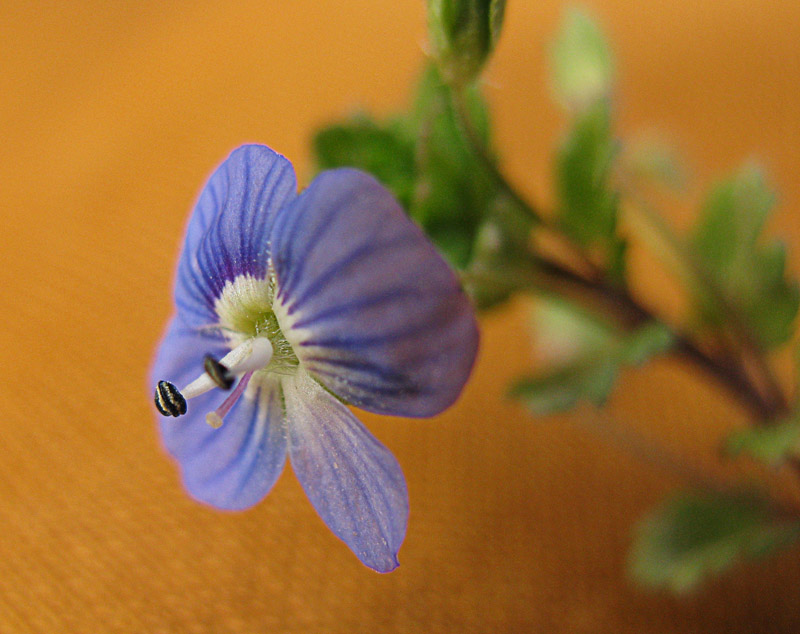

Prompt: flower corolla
[152,145,478,571]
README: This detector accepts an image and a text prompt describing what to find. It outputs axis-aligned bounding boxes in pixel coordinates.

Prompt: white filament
[181,336,274,400]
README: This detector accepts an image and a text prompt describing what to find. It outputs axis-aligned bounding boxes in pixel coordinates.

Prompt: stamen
[181,373,217,400]
[205,371,254,429]
[155,381,187,417]
[180,337,274,400]
[154,337,273,419]
[204,355,234,390]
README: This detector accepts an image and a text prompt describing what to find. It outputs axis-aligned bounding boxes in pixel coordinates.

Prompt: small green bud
[550,8,614,112]
[427,0,506,86]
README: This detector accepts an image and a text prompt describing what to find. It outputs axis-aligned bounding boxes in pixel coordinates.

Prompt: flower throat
[155,274,298,427]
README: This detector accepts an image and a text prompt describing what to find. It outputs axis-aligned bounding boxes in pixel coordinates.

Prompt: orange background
[2,1,800,632]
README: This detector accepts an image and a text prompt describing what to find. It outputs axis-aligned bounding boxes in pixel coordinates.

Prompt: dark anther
[204,355,234,390]
[155,380,187,417]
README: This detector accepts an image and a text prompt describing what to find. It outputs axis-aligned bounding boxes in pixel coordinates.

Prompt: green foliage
[550,8,614,112]
[427,0,506,85]
[408,65,498,268]
[510,357,618,415]
[310,3,800,595]
[691,164,800,348]
[313,64,525,275]
[629,490,800,594]
[313,114,416,209]
[465,206,536,310]
[620,134,687,193]
[510,299,673,414]
[726,416,800,466]
[619,321,675,365]
[554,100,626,280]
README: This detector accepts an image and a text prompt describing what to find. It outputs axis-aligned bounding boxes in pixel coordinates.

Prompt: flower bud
[427,0,506,86]
[550,8,613,112]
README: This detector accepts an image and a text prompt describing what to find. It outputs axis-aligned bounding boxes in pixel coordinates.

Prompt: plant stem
[449,86,603,279]
[449,88,542,224]
[448,83,789,425]
[532,253,782,421]
[625,196,790,415]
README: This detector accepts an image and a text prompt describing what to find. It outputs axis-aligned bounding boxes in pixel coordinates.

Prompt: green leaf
[691,163,800,348]
[726,416,800,466]
[555,100,625,277]
[511,299,673,414]
[407,64,501,268]
[427,0,506,85]
[466,208,537,310]
[550,8,614,112]
[531,296,617,359]
[312,114,416,209]
[620,322,674,366]
[510,358,618,415]
[621,134,687,192]
[629,490,800,594]
[311,62,531,291]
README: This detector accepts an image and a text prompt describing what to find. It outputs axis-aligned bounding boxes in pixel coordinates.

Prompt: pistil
[205,371,254,429]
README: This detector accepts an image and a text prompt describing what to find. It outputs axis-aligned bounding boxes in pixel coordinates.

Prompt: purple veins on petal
[153,144,481,571]
[175,145,297,327]
[271,168,479,418]
[282,233,422,318]
[182,381,288,511]
[285,371,408,573]
[288,284,427,330]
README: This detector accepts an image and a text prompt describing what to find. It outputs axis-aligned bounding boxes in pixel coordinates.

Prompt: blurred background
[2,1,800,631]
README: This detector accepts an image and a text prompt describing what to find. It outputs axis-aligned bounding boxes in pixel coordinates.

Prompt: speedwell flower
[152,145,478,572]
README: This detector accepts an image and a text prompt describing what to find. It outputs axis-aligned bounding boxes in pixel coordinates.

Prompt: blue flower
[152,145,479,572]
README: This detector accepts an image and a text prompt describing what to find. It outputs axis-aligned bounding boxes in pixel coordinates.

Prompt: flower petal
[176,144,297,327]
[271,168,479,417]
[285,371,408,573]
[152,319,287,510]
[181,381,287,511]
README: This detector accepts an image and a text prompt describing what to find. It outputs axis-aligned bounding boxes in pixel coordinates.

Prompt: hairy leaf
[555,100,625,278]
[313,114,416,209]
[620,322,674,365]
[510,358,618,414]
[629,490,800,593]
[691,164,800,348]
[726,416,800,466]
[512,299,673,414]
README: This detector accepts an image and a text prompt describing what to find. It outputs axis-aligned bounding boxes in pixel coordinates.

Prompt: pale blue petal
[151,319,287,510]
[181,380,287,511]
[176,145,297,327]
[285,371,408,573]
[271,169,479,417]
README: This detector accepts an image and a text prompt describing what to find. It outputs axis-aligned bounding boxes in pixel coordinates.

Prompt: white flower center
[156,273,298,428]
